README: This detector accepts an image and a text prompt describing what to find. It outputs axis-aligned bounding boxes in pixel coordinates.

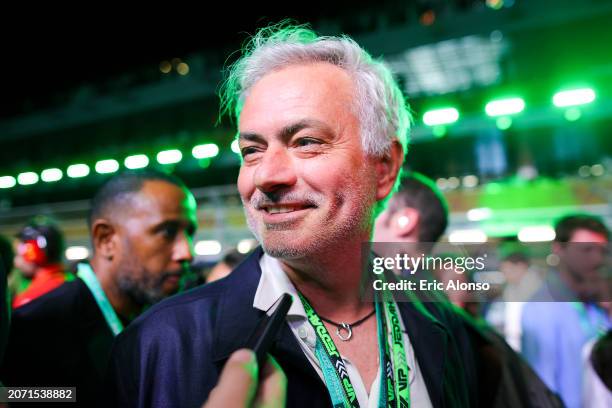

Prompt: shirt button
[306,336,316,349]
[298,326,308,339]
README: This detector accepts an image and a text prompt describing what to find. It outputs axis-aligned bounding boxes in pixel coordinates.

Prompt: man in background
[375,171,563,407]
[12,218,71,308]
[1,169,197,407]
[486,250,542,351]
[374,171,448,246]
[522,214,610,408]
[206,248,248,283]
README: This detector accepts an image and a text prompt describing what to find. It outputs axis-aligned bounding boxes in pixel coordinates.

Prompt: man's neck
[90,258,142,321]
[278,239,373,321]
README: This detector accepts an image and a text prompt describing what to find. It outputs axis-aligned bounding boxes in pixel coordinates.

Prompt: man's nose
[253,146,297,193]
[173,233,194,264]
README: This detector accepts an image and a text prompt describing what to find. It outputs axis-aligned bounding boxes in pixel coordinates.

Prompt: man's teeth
[267,206,299,214]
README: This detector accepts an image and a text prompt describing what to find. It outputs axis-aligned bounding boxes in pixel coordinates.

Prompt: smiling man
[105,24,477,408]
[1,169,197,407]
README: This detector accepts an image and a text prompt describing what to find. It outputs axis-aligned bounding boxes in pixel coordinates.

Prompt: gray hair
[219,22,412,158]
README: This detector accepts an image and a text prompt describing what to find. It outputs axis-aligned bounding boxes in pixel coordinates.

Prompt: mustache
[249,191,323,210]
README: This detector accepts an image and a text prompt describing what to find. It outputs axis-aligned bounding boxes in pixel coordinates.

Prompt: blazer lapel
[211,247,264,363]
[210,247,323,385]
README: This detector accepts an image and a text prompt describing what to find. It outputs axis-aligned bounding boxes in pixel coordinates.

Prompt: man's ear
[389,207,420,239]
[92,219,118,260]
[375,141,404,201]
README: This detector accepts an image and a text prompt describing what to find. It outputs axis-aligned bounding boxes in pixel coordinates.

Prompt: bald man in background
[0,169,197,407]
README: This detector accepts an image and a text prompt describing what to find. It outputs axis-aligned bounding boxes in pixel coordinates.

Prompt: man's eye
[240,146,259,157]
[161,226,178,239]
[295,138,320,147]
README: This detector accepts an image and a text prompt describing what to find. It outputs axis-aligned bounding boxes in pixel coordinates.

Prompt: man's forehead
[131,180,194,215]
[569,229,609,244]
[238,63,358,137]
[241,64,354,109]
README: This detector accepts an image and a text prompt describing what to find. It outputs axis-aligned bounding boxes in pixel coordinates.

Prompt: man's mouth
[260,203,315,214]
[162,271,183,283]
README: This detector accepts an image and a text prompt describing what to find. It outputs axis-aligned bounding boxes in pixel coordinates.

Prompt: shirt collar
[253,253,307,319]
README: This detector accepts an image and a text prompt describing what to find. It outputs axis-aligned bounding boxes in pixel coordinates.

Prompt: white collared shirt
[253,254,433,408]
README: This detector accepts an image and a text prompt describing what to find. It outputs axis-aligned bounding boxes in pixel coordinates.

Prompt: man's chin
[161,276,181,294]
[261,239,311,260]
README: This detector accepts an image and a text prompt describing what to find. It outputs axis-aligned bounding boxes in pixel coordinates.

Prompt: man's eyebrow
[279,119,331,140]
[238,132,265,143]
[238,119,332,143]
[152,219,180,231]
[152,219,196,236]
[153,217,197,231]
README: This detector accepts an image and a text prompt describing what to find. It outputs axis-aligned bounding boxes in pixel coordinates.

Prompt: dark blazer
[1,278,115,408]
[104,248,477,408]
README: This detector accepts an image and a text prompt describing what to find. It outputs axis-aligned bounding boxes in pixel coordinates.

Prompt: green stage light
[0,176,16,189]
[17,172,39,185]
[564,107,582,121]
[423,108,459,126]
[591,164,604,177]
[197,158,212,169]
[95,159,119,174]
[124,154,149,169]
[485,97,525,117]
[156,149,182,164]
[67,164,90,178]
[553,88,595,107]
[448,229,488,243]
[192,143,219,159]
[432,126,447,138]
[496,116,512,130]
[518,226,555,242]
[41,168,63,182]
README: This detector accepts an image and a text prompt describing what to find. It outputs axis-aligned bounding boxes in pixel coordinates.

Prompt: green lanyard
[384,301,410,407]
[298,292,410,408]
[77,263,124,336]
[571,302,610,338]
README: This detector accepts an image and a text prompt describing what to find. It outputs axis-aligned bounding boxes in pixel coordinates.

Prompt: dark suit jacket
[1,278,115,408]
[104,248,477,408]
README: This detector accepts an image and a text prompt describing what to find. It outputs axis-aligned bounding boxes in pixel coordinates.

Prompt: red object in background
[12,264,71,308]
[18,239,48,265]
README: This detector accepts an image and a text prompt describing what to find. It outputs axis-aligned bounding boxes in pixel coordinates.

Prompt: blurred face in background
[554,228,609,300]
[500,260,529,285]
[206,262,232,283]
[13,241,36,279]
[111,180,197,304]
